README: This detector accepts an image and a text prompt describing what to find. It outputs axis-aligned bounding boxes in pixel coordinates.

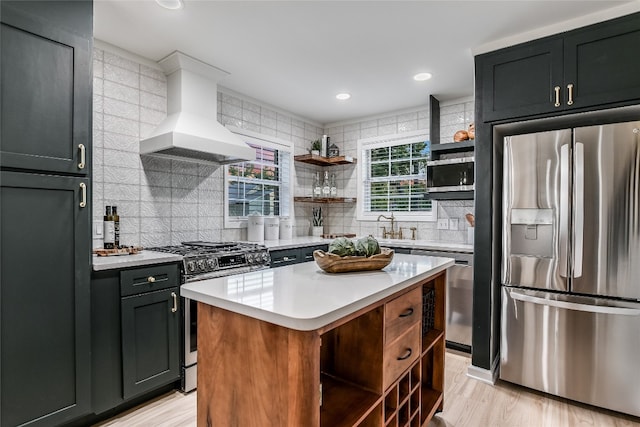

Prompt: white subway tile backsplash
[171,187,199,203]
[140,64,166,81]
[93,59,104,79]
[94,77,104,96]
[104,97,140,121]
[441,103,465,115]
[242,110,261,127]
[171,160,200,176]
[104,51,140,73]
[141,155,172,172]
[140,184,172,202]
[93,95,104,114]
[141,217,171,233]
[260,115,277,130]
[140,75,166,97]
[378,123,397,136]
[242,100,261,114]
[398,120,418,133]
[104,166,140,185]
[140,232,169,247]
[140,201,171,217]
[140,107,166,126]
[221,102,242,120]
[104,114,139,138]
[104,63,139,88]
[221,92,242,107]
[104,81,139,105]
[104,149,141,170]
[140,91,166,113]
[103,184,140,201]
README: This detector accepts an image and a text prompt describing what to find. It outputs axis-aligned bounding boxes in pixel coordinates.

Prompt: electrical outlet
[93,221,103,238]
[437,219,449,230]
[449,218,459,230]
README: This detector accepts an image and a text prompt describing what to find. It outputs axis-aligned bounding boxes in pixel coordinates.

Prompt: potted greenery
[311,207,323,236]
[309,139,322,156]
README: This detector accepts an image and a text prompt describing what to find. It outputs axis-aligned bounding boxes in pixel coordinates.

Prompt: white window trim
[356,130,436,222]
[224,126,294,229]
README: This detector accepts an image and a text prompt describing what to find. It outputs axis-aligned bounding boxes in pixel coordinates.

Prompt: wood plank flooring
[94,351,640,427]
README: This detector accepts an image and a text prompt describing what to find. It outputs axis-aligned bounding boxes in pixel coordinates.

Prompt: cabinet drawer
[384,287,422,344]
[270,249,299,267]
[120,264,179,297]
[383,322,421,390]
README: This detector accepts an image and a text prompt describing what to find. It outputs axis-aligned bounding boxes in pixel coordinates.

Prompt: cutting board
[93,246,143,256]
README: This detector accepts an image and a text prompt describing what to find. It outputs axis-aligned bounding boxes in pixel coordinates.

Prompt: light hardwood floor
[94,351,640,427]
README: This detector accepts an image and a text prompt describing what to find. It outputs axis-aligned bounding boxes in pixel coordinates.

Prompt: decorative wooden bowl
[313,248,394,273]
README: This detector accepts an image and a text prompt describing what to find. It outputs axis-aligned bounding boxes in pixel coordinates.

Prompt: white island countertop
[92,251,183,271]
[181,253,454,331]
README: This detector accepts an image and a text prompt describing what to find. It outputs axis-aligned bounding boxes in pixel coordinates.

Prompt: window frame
[224,127,293,229]
[356,130,436,222]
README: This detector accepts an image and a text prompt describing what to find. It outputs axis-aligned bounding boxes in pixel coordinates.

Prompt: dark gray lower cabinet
[91,263,180,415]
[270,244,329,267]
[1,172,91,427]
[121,287,180,399]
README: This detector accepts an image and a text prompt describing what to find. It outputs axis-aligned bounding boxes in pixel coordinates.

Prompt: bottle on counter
[103,206,115,249]
[322,171,330,197]
[329,173,337,197]
[313,172,322,198]
[112,205,120,248]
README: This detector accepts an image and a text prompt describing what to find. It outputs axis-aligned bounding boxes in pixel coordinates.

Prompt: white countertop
[181,253,454,331]
[262,236,473,253]
[92,251,183,271]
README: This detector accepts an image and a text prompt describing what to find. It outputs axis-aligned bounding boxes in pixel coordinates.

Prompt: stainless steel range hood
[140,51,255,164]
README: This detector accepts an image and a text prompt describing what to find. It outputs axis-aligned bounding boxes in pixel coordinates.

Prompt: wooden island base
[196,269,446,427]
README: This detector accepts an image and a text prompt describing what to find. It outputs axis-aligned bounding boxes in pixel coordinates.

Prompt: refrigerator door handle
[573,142,584,278]
[559,144,570,278]
[508,289,640,316]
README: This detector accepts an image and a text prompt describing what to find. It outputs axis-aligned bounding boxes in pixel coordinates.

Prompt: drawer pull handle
[147,276,156,283]
[399,308,414,318]
[78,143,86,169]
[554,86,561,107]
[171,292,178,313]
[397,348,412,361]
[79,183,86,208]
[283,256,289,261]
[567,84,574,106]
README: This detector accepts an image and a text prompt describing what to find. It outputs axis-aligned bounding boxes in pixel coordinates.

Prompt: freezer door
[572,121,640,299]
[501,287,640,417]
[502,130,571,291]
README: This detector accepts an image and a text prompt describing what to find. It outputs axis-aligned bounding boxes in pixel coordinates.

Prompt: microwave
[426,156,475,193]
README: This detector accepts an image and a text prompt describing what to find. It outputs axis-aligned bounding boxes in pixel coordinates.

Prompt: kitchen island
[182,253,453,426]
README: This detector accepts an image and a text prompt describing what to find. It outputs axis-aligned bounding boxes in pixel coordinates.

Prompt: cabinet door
[1,171,91,427]
[121,287,180,400]
[480,38,563,122]
[0,3,91,175]
[563,13,640,110]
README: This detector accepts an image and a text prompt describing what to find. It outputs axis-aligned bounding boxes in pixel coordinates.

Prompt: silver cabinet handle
[554,86,561,107]
[171,292,178,313]
[567,84,574,106]
[78,143,86,169]
[79,183,87,208]
[509,290,640,316]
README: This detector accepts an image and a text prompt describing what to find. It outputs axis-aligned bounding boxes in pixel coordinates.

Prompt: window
[357,131,435,221]
[224,128,291,228]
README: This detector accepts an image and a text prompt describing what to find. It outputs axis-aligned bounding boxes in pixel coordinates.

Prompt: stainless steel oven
[148,241,270,392]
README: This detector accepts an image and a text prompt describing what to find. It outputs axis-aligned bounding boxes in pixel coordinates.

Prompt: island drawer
[383,322,421,390]
[120,264,179,297]
[384,286,422,344]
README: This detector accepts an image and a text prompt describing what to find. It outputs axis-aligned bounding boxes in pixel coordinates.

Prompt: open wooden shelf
[294,196,356,203]
[422,329,445,355]
[295,154,356,166]
[420,387,443,426]
[320,374,381,427]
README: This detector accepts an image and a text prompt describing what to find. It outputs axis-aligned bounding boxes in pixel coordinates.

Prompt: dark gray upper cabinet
[0,1,92,175]
[1,172,91,427]
[480,12,640,122]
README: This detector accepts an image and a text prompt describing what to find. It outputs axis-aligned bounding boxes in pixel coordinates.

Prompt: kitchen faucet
[377,213,403,239]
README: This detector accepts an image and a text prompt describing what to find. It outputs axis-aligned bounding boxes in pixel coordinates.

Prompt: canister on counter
[247,212,265,243]
[264,216,280,241]
[279,217,293,240]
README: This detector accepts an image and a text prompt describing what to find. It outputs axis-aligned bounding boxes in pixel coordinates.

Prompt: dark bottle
[103,206,115,249]
[112,205,120,248]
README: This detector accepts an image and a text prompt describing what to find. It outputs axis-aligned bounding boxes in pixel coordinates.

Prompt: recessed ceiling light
[336,93,351,100]
[155,0,184,10]
[413,72,433,81]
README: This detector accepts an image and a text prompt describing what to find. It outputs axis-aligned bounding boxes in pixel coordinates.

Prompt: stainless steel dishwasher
[410,249,473,352]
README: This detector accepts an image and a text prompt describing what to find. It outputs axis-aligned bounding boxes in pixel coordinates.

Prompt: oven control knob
[197,259,206,270]
[246,253,253,263]
[187,261,196,272]
[207,258,216,269]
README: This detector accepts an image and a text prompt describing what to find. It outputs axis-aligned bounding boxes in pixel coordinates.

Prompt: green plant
[312,207,323,226]
[309,139,322,153]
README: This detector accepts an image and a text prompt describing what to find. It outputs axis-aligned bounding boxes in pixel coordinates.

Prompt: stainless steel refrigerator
[500,120,640,417]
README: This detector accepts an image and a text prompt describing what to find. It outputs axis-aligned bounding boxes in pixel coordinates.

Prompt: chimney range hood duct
[139,51,255,164]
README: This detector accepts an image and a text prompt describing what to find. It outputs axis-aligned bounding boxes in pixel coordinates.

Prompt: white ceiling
[94,0,639,125]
